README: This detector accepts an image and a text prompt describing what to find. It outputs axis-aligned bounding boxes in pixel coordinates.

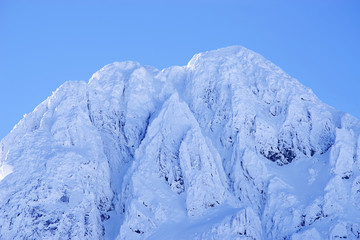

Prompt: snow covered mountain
[1,46,360,239]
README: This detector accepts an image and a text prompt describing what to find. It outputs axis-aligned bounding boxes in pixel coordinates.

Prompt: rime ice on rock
[1,46,360,239]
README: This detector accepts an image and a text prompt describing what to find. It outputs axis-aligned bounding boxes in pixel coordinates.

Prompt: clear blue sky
[1,0,359,139]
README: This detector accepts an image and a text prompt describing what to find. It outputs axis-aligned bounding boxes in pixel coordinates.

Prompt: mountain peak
[1,46,359,239]
[188,45,271,69]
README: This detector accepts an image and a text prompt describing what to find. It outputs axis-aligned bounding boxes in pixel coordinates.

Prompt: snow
[1,45,360,239]
[0,163,12,182]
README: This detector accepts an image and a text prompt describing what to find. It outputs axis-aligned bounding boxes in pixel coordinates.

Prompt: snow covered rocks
[1,46,360,239]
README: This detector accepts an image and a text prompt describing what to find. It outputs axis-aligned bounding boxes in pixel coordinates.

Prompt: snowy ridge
[1,46,360,239]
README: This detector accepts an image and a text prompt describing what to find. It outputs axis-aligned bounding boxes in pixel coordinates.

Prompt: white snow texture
[1,46,360,239]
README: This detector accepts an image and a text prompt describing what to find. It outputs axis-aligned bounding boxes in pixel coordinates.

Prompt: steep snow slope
[1,46,360,239]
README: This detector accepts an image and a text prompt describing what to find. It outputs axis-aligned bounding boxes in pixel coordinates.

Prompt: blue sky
[1,0,359,139]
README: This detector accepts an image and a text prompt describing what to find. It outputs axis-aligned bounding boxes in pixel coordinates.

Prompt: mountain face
[1,46,360,239]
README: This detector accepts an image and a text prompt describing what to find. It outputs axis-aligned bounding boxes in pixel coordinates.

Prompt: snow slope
[1,46,360,239]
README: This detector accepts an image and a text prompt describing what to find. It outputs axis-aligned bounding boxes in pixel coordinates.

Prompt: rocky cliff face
[1,46,359,239]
